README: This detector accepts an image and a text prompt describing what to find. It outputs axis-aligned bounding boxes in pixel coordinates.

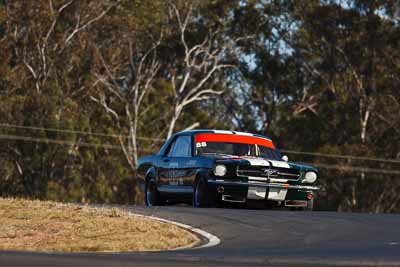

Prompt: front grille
[237,165,300,181]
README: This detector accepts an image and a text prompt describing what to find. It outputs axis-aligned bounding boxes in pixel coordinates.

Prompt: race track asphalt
[1,206,400,267]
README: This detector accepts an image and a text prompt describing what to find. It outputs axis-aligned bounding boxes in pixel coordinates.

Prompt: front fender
[145,166,157,181]
[194,167,213,184]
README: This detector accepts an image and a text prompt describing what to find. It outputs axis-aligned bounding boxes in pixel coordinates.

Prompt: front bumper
[207,179,319,191]
[207,179,319,205]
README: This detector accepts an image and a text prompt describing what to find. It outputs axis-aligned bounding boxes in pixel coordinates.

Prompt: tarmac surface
[1,206,400,267]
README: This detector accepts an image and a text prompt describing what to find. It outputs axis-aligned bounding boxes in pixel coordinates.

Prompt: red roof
[195,133,275,149]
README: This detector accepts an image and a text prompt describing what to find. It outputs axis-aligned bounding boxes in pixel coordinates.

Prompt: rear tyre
[145,177,164,207]
[193,177,214,208]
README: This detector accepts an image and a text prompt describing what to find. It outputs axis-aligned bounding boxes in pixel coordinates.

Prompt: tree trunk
[167,105,182,139]
[360,100,371,143]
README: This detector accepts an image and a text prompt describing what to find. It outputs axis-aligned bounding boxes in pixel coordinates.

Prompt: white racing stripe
[131,213,220,250]
[247,186,267,199]
[268,160,290,168]
[267,188,288,201]
[212,130,234,134]
[232,131,253,136]
[245,158,270,166]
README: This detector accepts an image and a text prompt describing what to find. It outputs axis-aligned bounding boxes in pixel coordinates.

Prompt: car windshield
[194,133,282,160]
[196,142,257,157]
[196,141,281,160]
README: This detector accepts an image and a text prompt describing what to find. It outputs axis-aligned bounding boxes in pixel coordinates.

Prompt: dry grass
[0,198,199,252]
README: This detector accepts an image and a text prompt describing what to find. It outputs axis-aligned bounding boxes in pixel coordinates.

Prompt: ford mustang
[137,130,319,210]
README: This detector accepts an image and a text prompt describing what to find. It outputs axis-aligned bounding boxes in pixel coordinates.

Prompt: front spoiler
[207,179,320,191]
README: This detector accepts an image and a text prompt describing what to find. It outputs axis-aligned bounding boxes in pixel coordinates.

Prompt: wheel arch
[193,167,211,185]
[145,166,157,182]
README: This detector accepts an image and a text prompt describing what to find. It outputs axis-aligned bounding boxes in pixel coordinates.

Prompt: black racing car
[137,130,319,210]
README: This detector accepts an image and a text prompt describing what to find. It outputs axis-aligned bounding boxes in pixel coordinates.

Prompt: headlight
[214,165,227,176]
[304,171,317,183]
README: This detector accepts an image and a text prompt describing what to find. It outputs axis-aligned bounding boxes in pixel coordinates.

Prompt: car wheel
[145,177,164,207]
[193,177,214,208]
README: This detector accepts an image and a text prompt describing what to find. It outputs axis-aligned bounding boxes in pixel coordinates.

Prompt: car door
[158,135,194,194]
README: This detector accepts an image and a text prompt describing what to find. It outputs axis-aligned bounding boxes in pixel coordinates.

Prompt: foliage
[0,0,399,212]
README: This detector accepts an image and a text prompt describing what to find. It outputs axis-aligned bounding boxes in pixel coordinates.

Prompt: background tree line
[0,0,399,212]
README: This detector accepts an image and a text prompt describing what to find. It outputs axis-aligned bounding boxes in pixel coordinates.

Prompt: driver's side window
[167,136,191,157]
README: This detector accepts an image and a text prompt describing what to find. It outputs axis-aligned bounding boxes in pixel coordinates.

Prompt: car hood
[215,156,317,171]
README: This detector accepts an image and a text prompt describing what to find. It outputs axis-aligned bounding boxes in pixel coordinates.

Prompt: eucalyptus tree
[0,0,126,201]
[163,0,253,138]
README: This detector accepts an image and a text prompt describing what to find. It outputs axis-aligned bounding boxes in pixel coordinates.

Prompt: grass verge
[0,198,199,252]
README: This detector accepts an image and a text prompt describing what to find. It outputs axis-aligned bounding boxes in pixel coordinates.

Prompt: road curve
[1,206,400,267]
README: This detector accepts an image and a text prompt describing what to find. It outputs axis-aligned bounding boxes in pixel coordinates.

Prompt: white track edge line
[131,213,220,249]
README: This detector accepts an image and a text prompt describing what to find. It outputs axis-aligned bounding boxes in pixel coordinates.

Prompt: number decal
[196,142,207,147]
[167,162,183,186]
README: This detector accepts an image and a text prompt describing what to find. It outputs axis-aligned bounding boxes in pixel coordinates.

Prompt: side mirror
[282,155,289,162]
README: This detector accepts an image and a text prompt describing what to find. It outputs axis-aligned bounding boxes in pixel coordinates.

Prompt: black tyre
[145,176,164,207]
[193,177,214,208]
